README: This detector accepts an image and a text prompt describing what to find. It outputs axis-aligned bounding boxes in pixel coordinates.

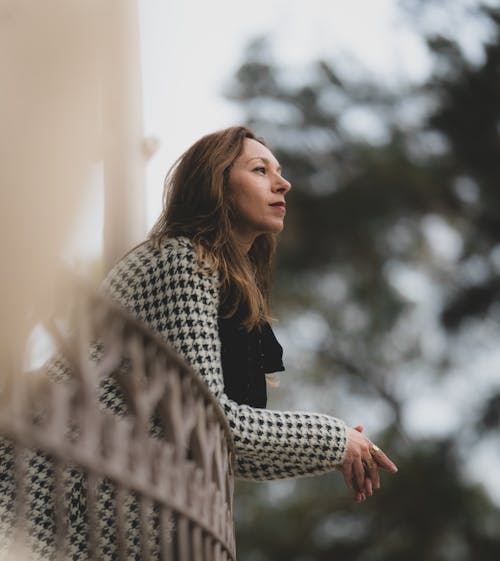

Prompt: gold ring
[370,444,381,456]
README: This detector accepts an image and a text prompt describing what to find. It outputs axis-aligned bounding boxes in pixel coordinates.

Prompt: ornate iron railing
[0,287,236,561]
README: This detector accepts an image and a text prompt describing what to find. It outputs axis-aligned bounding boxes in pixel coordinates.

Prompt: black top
[218,314,285,408]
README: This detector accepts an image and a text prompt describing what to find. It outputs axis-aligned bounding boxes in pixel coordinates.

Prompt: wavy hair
[149,126,277,330]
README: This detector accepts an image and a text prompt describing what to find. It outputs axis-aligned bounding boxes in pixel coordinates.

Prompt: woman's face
[227,138,291,250]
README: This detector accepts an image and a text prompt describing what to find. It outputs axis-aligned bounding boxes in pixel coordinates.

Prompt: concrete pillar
[101,0,147,271]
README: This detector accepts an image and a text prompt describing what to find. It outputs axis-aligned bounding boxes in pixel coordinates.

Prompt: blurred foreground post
[0,0,148,360]
[0,0,102,363]
[101,0,147,271]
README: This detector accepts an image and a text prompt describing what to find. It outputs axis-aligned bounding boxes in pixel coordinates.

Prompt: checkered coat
[102,237,347,480]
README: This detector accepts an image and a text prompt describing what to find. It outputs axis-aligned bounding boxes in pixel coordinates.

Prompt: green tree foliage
[227,3,500,560]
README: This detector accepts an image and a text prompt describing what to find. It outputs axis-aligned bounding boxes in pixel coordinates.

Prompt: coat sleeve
[102,238,347,481]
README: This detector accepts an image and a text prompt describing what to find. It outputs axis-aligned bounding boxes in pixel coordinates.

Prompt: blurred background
[2,0,500,559]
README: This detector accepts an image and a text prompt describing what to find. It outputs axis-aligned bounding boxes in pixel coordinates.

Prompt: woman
[103,125,398,500]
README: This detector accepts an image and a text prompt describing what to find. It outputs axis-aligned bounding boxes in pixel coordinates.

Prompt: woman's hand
[339,425,398,502]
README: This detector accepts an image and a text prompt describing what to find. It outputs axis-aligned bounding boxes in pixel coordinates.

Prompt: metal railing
[0,287,236,561]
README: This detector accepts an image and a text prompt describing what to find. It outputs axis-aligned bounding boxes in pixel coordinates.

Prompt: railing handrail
[0,281,236,560]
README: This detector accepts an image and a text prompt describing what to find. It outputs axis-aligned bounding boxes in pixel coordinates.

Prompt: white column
[101,0,147,272]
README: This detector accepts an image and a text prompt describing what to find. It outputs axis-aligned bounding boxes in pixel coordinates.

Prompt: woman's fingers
[364,476,373,496]
[335,462,369,503]
[355,490,366,502]
[370,445,398,474]
[341,461,354,490]
[342,427,398,502]
[353,456,366,492]
[364,459,379,491]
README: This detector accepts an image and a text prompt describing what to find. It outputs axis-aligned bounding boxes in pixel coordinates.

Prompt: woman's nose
[274,175,292,193]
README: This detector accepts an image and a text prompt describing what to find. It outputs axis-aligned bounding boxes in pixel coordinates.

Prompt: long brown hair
[149,126,277,330]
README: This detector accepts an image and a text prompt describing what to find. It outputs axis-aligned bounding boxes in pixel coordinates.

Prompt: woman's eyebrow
[246,156,282,172]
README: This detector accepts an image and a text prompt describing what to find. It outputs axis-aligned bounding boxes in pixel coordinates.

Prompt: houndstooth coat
[101,237,347,479]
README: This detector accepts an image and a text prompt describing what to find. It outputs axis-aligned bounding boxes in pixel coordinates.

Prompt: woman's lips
[270,202,286,213]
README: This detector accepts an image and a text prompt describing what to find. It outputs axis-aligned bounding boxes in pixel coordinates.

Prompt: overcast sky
[72,0,427,255]
[69,0,495,256]
[137,0,435,224]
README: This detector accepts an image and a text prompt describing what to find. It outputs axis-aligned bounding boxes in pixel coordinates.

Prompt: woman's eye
[253,166,266,174]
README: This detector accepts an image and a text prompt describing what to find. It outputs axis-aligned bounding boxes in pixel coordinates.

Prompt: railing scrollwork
[0,285,236,560]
